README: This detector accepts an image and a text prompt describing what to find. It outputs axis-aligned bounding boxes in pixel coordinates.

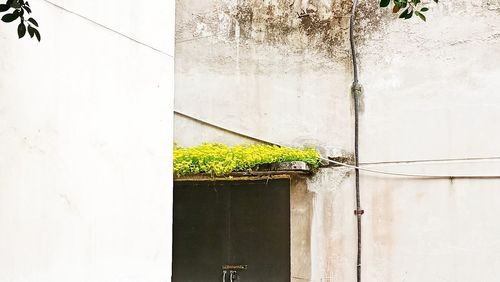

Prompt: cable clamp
[354,209,364,216]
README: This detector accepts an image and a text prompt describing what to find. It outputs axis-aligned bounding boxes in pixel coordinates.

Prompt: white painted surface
[360,0,500,162]
[175,0,500,281]
[359,3,500,281]
[362,161,500,282]
[0,1,173,281]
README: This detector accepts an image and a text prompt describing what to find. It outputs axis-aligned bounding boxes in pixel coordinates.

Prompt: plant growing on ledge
[380,0,438,21]
[0,0,40,41]
[174,143,320,177]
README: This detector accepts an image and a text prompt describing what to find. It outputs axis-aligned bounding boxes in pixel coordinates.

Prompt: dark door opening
[173,179,291,282]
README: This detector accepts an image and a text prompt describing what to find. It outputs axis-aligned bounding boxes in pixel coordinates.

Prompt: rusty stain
[354,209,365,215]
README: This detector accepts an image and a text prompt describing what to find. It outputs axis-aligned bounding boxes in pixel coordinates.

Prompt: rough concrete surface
[175,0,500,281]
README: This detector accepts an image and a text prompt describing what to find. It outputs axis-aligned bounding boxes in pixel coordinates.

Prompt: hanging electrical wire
[348,0,363,280]
[174,110,500,179]
[36,0,173,58]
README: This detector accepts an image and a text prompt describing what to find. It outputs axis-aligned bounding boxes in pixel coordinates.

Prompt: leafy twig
[0,0,40,41]
[380,0,438,22]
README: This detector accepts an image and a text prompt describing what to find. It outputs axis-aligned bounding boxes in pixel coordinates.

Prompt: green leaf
[399,8,409,18]
[405,10,413,19]
[17,21,26,38]
[11,0,20,8]
[27,17,37,26]
[380,0,390,8]
[0,4,9,12]
[415,10,426,21]
[1,11,19,22]
[420,7,429,12]
[23,5,31,13]
[33,27,40,41]
[27,24,35,37]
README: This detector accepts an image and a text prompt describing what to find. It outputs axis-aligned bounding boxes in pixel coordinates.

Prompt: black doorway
[173,179,291,282]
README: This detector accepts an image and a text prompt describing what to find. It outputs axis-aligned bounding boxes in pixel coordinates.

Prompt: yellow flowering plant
[174,143,320,177]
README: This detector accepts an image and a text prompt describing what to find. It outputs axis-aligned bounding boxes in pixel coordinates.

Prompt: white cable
[321,157,500,179]
[174,110,500,179]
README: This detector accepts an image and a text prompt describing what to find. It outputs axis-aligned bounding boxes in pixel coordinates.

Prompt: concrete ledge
[174,161,312,181]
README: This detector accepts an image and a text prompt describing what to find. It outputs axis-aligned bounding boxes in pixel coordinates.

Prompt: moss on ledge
[174,143,320,177]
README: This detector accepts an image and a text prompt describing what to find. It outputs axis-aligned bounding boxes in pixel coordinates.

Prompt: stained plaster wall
[174,0,500,281]
[359,1,500,281]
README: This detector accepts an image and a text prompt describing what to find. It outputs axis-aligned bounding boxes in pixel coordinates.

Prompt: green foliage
[1,0,40,41]
[380,0,438,21]
[174,143,320,177]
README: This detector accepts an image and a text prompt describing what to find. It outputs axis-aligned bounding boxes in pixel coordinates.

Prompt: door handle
[222,270,227,282]
[221,270,238,282]
[222,265,246,282]
[229,270,238,282]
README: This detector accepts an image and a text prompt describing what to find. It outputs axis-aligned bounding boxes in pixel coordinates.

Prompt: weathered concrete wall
[362,161,500,282]
[174,0,359,151]
[175,0,500,281]
[359,1,500,281]
[175,2,359,277]
[360,0,500,163]
[290,176,314,281]
[0,1,173,281]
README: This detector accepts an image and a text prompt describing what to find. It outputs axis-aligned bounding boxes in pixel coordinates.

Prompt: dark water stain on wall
[177,0,386,60]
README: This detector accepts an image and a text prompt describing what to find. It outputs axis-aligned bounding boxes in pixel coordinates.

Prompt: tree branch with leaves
[0,0,40,41]
[380,0,439,21]
[0,0,439,42]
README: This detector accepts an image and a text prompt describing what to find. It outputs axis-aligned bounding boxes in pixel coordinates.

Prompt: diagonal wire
[174,110,276,146]
[36,0,173,58]
[174,109,500,179]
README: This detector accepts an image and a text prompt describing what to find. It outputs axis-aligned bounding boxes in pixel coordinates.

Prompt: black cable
[350,0,359,85]
[349,0,362,281]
